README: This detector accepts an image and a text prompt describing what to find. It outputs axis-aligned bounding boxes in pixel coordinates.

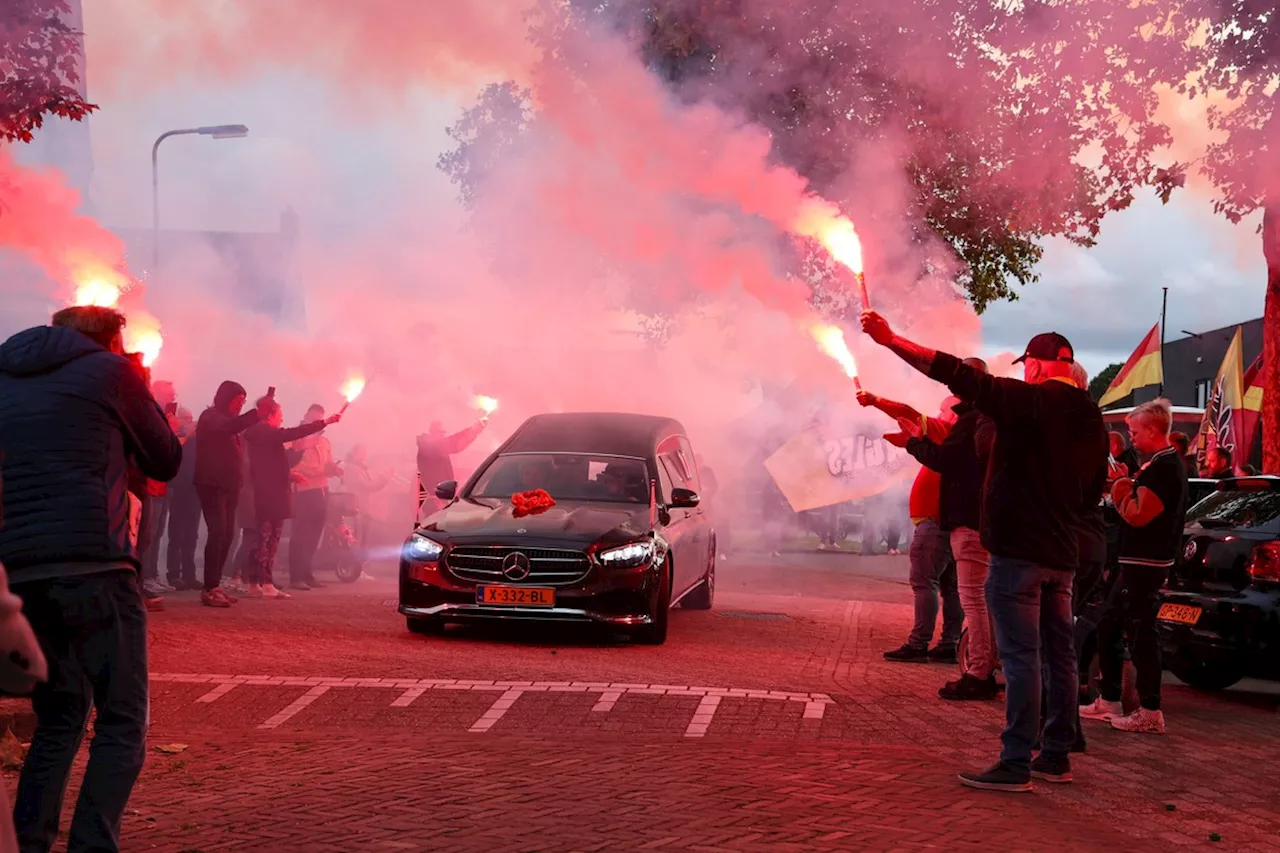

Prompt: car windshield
[469,454,650,503]
[1187,488,1280,530]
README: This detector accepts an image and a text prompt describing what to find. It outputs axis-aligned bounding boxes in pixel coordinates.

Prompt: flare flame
[340,375,367,403]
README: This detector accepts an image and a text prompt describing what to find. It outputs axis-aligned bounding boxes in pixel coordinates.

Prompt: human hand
[896,416,924,440]
[326,413,342,426]
[883,430,909,448]
[855,390,877,408]
[860,310,894,346]
[166,412,180,433]
[289,471,306,484]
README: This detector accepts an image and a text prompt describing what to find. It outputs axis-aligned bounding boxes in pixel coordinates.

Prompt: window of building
[1195,378,1212,409]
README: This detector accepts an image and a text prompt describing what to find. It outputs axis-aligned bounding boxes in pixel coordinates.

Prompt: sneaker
[261,584,293,600]
[144,594,165,613]
[201,589,233,609]
[927,644,958,664]
[883,643,931,663]
[1079,697,1123,722]
[289,581,313,591]
[958,762,1032,793]
[305,576,326,588]
[1110,707,1166,734]
[1030,753,1073,784]
[244,584,265,599]
[939,674,1000,701]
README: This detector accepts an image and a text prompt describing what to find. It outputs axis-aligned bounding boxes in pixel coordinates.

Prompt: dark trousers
[11,571,149,853]
[1096,564,1167,711]
[906,519,962,650]
[233,527,258,582]
[165,489,200,586]
[196,485,238,591]
[138,495,168,582]
[987,556,1077,775]
[290,489,328,582]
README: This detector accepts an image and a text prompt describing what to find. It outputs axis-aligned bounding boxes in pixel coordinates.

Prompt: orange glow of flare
[474,395,499,415]
[127,327,163,368]
[340,376,367,403]
[794,201,864,274]
[810,324,861,387]
[73,278,122,308]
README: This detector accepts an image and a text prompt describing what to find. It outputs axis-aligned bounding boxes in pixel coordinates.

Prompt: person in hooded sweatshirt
[244,398,342,598]
[194,380,272,608]
[0,306,181,853]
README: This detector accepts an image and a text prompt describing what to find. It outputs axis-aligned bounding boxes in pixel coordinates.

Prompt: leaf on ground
[154,743,189,754]
[0,728,26,770]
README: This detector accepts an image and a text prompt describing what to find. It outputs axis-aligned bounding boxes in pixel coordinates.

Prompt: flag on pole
[1196,327,1245,468]
[1098,323,1163,407]
[1238,353,1264,462]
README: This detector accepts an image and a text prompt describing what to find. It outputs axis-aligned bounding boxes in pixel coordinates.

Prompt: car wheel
[634,560,672,645]
[407,617,444,636]
[333,550,364,584]
[683,541,715,611]
[1168,652,1245,692]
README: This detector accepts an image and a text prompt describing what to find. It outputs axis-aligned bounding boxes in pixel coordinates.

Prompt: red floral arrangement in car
[511,489,556,517]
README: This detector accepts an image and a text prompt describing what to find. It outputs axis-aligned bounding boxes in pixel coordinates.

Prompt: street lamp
[151,124,250,269]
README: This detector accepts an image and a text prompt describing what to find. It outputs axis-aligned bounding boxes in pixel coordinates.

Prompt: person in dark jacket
[244,399,341,597]
[0,306,182,853]
[194,380,271,608]
[1108,431,1140,477]
[165,408,201,590]
[863,312,1107,793]
[416,419,488,519]
[903,363,999,701]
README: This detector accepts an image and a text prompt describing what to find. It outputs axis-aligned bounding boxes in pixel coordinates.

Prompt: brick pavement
[2,558,1278,851]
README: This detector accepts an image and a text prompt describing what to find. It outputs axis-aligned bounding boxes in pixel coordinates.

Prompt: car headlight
[405,534,444,562]
[597,541,654,568]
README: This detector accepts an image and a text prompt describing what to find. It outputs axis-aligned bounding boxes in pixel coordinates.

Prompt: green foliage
[437,82,533,209]
[1,0,97,144]
[1089,363,1124,403]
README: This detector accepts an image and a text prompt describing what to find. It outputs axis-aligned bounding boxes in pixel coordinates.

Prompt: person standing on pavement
[0,305,182,852]
[1108,431,1140,477]
[1200,445,1232,479]
[857,390,964,664]
[862,311,1107,792]
[139,380,177,599]
[343,445,390,552]
[1082,399,1188,735]
[246,399,342,598]
[289,404,343,590]
[900,362,999,700]
[1169,432,1198,478]
[165,407,201,590]
[195,381,271,608]
[415,418,488,519]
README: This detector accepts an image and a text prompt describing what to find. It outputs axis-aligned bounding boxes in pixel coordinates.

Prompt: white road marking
[150,674,834,732]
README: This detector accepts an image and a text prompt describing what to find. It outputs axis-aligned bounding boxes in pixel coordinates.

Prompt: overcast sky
[14,3,1269,384]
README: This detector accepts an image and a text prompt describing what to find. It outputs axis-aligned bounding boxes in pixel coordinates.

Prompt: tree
[437,82,533,210]
[1,0,96,144]
[1089,363,1124,404]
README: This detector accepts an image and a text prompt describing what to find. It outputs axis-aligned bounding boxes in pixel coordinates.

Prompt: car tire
[333,550,364,584]
[1168,653,1245,692]
[634,560,672,645]
[407,617,444,636]
[683,541,715,611]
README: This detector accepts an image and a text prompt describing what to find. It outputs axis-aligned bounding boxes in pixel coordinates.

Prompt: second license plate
[476,586,556,607]
[1156,603,1202,626]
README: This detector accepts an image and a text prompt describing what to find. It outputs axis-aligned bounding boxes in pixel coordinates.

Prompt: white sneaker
[1079,697,1124,721]
[1110,707,1166,734]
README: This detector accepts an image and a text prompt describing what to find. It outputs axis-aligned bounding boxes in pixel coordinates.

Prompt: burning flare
[474,395,499,416]
[73,278,122,308]
[810,323,861,388]
[125,319,164,368]
[793,200,871,309]
[340,375,367,403]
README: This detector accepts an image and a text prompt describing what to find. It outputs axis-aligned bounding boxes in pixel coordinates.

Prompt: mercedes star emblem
[502,551,532,581]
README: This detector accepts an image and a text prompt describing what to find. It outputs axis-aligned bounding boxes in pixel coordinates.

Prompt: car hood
[420,498,652,547]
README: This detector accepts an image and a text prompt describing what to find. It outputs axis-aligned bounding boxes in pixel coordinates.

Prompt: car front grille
[446,546,591,586]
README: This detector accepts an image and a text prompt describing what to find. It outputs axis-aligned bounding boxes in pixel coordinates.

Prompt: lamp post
[151,124,249,270]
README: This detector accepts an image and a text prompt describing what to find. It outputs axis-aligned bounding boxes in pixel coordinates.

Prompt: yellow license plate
[476,586,555,607]
[1157,603,1202,626]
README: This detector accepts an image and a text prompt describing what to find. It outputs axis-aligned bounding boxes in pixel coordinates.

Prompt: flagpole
[1159,286,1168,396]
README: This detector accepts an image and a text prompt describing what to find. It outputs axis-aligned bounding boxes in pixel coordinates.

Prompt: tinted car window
[675,438,701,491]
[1186,489,1280,530]
[471,454,649,503]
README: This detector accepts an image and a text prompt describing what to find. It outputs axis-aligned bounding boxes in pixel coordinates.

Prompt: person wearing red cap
[862,314,1107,794]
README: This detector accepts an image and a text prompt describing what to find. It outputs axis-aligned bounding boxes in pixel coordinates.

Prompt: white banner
[765,426,917,512]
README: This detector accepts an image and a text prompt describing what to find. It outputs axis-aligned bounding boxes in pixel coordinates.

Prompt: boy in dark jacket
[244,399,341,597]
[0,306,182,853]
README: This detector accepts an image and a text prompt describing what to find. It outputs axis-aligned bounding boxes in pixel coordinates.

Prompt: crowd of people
[858,310,1192,791]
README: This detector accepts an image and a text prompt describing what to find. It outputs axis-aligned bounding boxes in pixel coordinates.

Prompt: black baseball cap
[1012,332,1074,364]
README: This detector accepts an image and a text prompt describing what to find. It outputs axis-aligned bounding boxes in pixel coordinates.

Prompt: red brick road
[4,555,1278,852]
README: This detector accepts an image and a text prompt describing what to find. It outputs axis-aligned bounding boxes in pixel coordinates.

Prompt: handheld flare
[339,375,366,416]
[474,395,499,416]
[809,324,861,385]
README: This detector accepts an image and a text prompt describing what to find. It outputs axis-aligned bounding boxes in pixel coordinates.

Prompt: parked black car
[1187,477,1219,510]
[398,412,716,644]
[1158,476,1280,690]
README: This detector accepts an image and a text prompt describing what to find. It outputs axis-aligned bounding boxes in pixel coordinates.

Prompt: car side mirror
[669,487,700,509]
[435,480,457,501]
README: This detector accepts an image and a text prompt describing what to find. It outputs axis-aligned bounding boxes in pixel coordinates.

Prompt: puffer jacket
[0,326,182,580]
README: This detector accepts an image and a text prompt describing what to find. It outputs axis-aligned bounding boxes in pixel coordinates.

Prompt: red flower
[511,489,555,517]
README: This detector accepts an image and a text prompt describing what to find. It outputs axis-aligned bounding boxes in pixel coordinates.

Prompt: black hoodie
[194,381,260,491]
[0,325,182,579]
[905,403,994,532]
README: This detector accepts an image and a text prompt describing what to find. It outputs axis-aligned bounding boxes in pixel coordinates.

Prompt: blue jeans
[906,519,961,649]
[986,556,1077,775]
[11,571,149,853]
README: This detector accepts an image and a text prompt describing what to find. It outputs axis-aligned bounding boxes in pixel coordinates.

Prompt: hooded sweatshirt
[246,420,329,521]
[0,325,182,579]
[194,381,260,492]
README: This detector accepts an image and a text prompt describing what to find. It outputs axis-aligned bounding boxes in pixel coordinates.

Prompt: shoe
[939,674,1000,701]
[289,581,313,591]
[1110,707,1166,734]
[201,589,233,609]
[927,644,958,664]
[883,643,931,663]
[958,762,1032,793]
[1079,697,1123,722]
[244,584,265,599]
[166,577,192,591]
[262,584,292,600]
[1030,753,1073,784]
[144,594,165,612]
[357,572,376,582]
[305,576,326,588]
